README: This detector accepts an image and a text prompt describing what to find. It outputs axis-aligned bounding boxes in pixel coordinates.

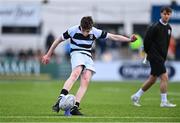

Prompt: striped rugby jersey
[61,25,107,56]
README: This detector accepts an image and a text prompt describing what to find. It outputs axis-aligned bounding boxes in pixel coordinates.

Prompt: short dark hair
[160,6,172,13]
[80,16,93,30]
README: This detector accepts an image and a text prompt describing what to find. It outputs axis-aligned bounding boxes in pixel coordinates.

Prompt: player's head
[80,16,93,36]
[160,6,172,23]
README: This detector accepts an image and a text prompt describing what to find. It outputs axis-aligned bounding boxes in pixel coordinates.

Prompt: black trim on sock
[75,102,80,107]
[60,89,68,95]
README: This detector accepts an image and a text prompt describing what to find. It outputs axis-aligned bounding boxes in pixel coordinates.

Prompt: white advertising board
[92,60,180,82]
[0,4,41,26]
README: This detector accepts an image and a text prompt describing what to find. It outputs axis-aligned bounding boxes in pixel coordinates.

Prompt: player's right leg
[52,65,83,112]
[131,75,157,107]
[160,72,176,108]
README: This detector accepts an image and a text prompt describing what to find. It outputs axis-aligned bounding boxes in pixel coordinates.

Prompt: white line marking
[168,92,180,96]
[0,116,180,119]
[0,122,176,123]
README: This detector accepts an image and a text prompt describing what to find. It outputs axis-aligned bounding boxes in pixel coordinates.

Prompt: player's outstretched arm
[107,33,137,42]
[41,37,64,64]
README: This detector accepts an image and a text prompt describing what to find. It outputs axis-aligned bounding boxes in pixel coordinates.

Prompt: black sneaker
[52,96,62,113]
[70,106,83,115]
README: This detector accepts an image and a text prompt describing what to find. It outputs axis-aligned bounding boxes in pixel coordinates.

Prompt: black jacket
[144,20,172,63]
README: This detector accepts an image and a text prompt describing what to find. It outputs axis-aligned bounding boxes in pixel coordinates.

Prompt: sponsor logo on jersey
[168,29,171,35]
[89,34,93,40]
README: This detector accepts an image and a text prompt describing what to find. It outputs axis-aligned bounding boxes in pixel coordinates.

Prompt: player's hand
[41,55,50,64]
[130,34,137,42]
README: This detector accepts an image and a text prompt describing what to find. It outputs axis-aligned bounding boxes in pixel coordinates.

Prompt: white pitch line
[0,122,178,123]
[0,116,180,119]
[0,122,176,123]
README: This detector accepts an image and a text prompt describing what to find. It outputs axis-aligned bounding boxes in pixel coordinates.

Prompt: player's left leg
[160,72,176,107]
[71,69,93,115]
[131,75,157,106]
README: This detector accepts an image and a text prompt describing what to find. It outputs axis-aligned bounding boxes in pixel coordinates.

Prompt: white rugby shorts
[70,51,95,73]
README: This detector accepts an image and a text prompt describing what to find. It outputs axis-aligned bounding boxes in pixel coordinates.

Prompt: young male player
[42,16,137,115]
[131,7,176,107]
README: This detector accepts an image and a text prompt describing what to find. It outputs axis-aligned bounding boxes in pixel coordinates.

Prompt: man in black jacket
[131,6,176,107]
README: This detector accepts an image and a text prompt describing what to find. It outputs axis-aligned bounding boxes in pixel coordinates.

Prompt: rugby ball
[59,94,75,110]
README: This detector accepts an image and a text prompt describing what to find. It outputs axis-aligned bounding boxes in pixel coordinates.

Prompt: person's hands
[130,34,137,42]
[41,54,51,64]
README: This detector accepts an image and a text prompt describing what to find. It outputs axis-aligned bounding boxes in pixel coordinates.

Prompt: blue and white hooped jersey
[61,25,107,56]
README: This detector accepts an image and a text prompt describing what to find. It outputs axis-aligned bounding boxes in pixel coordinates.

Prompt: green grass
[0,80,180,122]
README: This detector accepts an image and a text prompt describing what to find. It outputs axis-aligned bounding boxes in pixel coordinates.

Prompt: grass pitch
[0,80,180,122]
